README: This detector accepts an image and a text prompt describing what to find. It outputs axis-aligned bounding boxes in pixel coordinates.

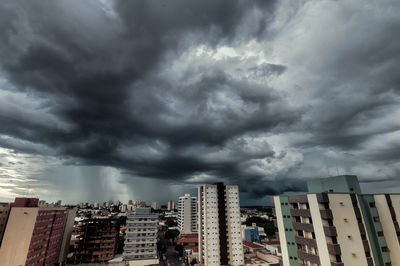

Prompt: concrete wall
[375,194,400,265]
[59,208,77,263]
[273,196,290,266]
[329,194,368,265]
[0,207,38,265]
[307,194,330,266]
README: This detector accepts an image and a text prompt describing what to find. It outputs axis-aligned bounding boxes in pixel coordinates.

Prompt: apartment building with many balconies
[0,197,76,265]
[198,183,244,266]
[274,175,398,266]
[71,217,120,263]
[123,207,159,265]
[178,194,197,234]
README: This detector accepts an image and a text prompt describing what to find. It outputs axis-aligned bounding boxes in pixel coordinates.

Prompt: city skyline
[1,0,400,205]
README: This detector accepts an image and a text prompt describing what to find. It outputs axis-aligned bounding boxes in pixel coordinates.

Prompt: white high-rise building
[178,194,197,234]
[123,208,159,264]
[198,183,244,266]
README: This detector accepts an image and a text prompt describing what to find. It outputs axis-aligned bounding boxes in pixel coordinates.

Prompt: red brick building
[0,198,76,265]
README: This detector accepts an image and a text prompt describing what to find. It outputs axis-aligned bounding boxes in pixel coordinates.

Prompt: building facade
[274,175,398,266]
[198,183,244,266]
[243,223,260,243]
[151,201,160,210]
[0,202,10,245]
[72,217,120,263]
[0,198,75,265]
[178,194,197,234]
[123,208,158,264]
[167,200,175,211]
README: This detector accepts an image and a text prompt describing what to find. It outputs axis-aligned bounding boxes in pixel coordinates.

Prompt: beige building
[198,183,244,266]
[178,194,197,234]
[0,202,10,245]
[0,204,75,265]
[274,175,398,266]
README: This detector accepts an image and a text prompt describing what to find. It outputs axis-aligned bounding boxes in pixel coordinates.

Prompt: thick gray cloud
[0,0,399,204]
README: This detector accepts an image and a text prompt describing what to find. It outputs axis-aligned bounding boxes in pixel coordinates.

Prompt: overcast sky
[0,0,399,205]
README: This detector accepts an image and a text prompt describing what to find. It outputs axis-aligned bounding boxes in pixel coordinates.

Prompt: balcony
[331,262,344,266]
[293,222,314,232]
[324,226,337,237]
[327,243,341,255]
[320,209,333,219]
[297,250,320,264]
[290,209,311,217]
[317,193,329,203]
[288,195,308,203]
[295,236,317,247]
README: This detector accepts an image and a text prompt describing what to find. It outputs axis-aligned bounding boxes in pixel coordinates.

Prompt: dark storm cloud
[1,0,400,203]
[0,1,292,190]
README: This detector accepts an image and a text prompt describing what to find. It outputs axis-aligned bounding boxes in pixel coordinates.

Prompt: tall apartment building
[123,208,159,264]
[167,200,175,211]
[198,183,244,266]
[71,217,120,263]
[151,201,160,210]
[0,202,10,245]
[0,197,76,265]
[178,194,197,234]
[274,175,399,266]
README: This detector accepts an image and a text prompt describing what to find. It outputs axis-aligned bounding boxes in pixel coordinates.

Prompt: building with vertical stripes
[274,175,399,266]
[123,207,159,265]
[178,193,197,234]
[198,183,244,266]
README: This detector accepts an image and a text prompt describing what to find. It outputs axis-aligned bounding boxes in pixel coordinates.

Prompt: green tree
[157,239,168,254]
[175,244,184,256]
[164,229,180,240]
[166,218,177,227]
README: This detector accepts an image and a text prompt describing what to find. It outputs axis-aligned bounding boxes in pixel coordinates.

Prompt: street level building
[274,175,399,266]
[178,194,197,234]
[198,183,244,266]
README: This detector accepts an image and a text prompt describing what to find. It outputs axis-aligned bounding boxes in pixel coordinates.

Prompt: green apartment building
[273,175,399,266]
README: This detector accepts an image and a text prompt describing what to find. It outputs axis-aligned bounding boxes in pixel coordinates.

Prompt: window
[378,231,384,237]
[382,247,389,252]
[369,202,376,208]
[373,216,380,222]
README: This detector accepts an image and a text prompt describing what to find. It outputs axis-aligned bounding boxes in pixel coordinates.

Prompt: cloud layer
[0,0,399,204]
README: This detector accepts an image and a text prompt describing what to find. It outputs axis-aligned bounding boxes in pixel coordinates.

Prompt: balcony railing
[324,226,337,237]
[327,243,341,255]
[290,209,311,217]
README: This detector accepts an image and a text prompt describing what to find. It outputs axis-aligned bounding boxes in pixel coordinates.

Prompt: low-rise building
[243,223,260,243]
